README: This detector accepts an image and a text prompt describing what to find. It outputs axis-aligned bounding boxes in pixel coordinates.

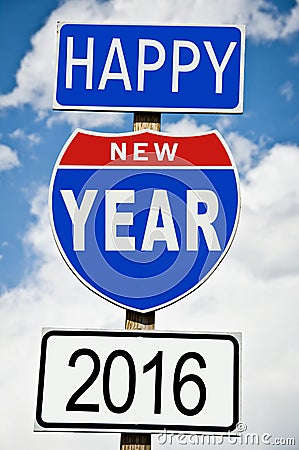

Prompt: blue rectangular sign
[53,23,245,113]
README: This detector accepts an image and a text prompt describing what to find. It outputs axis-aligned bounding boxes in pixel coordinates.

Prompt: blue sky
[0,0,298,288]
[0,0,299,291]
[0,1,299,449]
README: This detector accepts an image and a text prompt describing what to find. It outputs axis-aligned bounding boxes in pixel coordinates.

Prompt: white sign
[35,329,241,434]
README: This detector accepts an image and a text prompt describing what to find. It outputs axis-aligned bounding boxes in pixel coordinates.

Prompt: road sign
[35,329,241,433]
[54,23,245,113]
[49,129,240,312]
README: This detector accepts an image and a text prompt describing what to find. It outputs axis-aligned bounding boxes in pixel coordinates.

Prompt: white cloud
[289,51,299,65]
[281,0,299,38]
[1,0,299,121]
[225,131,258,174]
[0,241,8,261]
[215,115,234,132]
[47,110,125,129]
[234,143,299,279]
[0,144,20,171]
[163,116,211,135]
[9,129,41,146]
[280,81,295,101]
[1,137,299,449]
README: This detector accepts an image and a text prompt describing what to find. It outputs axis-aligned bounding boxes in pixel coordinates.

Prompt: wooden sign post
[133,112,161,132]
[120,310,155,450]
[120,112,160,450]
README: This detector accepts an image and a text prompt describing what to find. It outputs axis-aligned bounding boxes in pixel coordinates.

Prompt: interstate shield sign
[49,129,240,312]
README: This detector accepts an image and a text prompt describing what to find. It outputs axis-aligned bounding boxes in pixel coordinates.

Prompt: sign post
[122,313,154,450]
[121,112,159,450]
